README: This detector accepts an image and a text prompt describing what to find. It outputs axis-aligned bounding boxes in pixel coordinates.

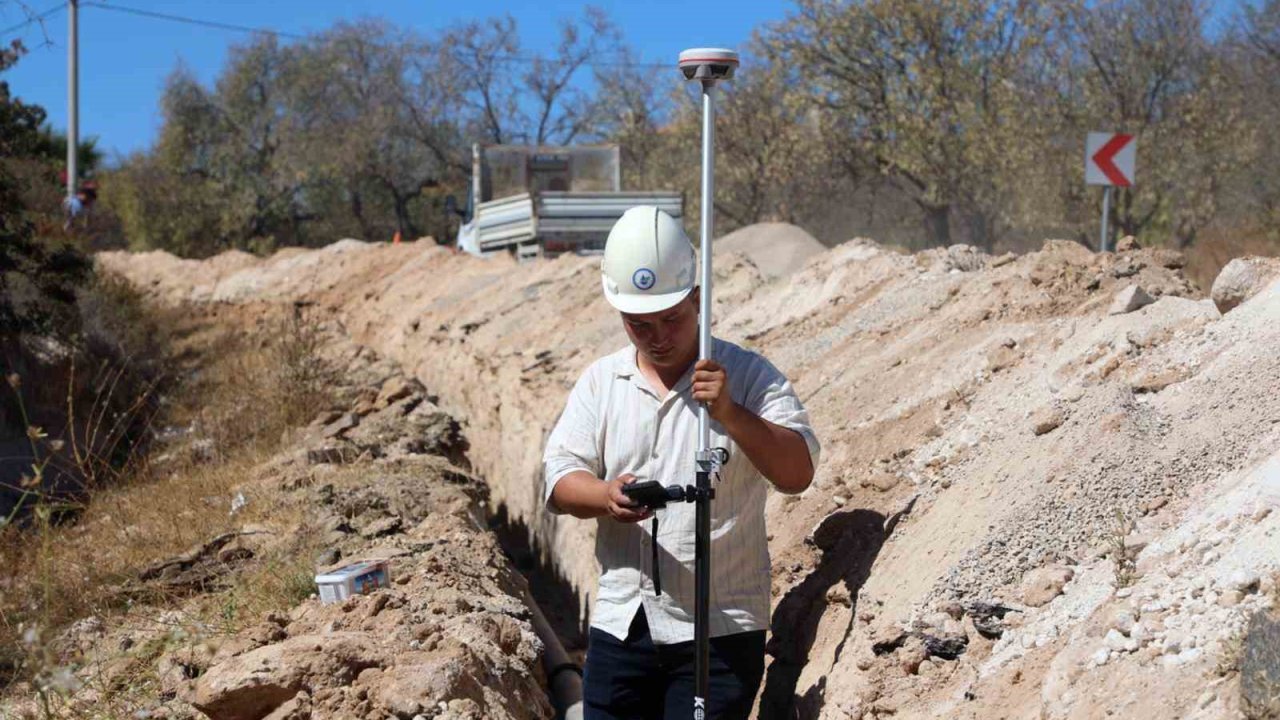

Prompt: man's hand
[693,359,736,422]
[692,360,816,495]
[605,474,652,523]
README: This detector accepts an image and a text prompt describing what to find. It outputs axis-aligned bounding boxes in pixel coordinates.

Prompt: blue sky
[1,0,791,161]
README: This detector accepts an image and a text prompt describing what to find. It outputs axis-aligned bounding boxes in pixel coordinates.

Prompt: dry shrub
[167,303,336,461]
[1182,222,1280,292]
[1108,508,1137,589]
[269,303,335,429]
[0,301,336,708]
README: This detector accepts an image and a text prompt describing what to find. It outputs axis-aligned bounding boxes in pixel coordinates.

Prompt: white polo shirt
[542,338,820,645]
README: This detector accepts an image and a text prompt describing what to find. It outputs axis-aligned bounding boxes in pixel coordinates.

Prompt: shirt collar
[611,344,702,400]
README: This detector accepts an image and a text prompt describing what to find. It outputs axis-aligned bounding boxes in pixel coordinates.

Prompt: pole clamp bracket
[695,447,730,473]
[683,485,715,502]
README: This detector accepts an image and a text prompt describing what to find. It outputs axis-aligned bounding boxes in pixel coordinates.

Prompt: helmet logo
[632,268,656,291]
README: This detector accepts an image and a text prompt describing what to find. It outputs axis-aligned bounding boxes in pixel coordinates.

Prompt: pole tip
[678,48,738,82]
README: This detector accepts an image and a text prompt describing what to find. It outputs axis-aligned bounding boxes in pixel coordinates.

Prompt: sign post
[1085,132,1136,252]
[1099,186,1112,254]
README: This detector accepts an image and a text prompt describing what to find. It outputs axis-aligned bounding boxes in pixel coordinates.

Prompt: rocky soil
[0,306,553,720]
[97,233,1280,719]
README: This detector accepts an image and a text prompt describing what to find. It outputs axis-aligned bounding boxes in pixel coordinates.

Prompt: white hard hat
[601,206,696,314]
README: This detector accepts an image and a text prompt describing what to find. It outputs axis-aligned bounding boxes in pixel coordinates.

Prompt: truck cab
[452,144,683,260]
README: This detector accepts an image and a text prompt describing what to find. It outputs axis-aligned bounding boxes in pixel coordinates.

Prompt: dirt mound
[97,236,1280,719]
[0,310,554,720]
[716,222,826,278]
[185,456,549,720]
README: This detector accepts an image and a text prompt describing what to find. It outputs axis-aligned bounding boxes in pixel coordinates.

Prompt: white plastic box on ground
[314,559,391,604]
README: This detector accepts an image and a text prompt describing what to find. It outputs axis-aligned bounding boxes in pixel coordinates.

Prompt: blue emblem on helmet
[632,268,656,291]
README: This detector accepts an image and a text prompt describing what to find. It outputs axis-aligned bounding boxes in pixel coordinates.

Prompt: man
[543,206,820,719]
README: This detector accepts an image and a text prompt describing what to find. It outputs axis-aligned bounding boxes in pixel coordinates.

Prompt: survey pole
[678,47,738,720]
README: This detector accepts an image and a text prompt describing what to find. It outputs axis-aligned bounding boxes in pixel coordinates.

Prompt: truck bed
[467,191,683,259]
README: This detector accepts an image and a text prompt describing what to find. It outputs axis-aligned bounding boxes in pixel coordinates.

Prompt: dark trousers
[583,608,766,720]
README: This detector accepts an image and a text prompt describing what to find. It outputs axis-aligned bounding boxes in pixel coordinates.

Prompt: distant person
[543,206,820,719]
[62,194,82,231]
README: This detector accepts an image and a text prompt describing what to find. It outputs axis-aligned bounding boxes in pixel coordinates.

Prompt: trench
[488,501,588,661]
[372,359,588,714]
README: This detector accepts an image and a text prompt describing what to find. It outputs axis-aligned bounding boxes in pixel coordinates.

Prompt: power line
[1,2,66,39]
[81,2,306,40]
[78,1,669,70]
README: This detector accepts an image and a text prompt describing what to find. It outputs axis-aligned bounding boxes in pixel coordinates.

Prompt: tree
[106,9,643,256]
[590,48,673,190]
[1062,0,1247,248]
[1217,0,1280,233]
[101,151,223,257]
[440,8,621,146]
[1,40,90,337]
[771,0,1061,249]
[292,21,468,241]
[713,42,841,229]
[165,38,309,249]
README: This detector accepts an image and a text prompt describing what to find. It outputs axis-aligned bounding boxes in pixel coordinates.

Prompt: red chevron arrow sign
[1085,132,1136,186]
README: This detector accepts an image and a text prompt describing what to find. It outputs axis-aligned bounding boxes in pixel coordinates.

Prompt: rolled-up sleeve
[542,365,603,514]
[744,356,821,470]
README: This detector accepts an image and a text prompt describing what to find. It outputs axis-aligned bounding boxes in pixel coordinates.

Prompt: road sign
[1086,132,1135,186]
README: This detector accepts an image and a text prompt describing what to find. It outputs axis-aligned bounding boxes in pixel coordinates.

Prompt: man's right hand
[605,474,652,523]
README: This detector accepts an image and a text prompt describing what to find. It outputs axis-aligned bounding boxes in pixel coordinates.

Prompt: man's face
[621,289,700,370]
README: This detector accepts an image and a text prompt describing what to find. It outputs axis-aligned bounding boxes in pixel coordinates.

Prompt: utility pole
[65,0,79,215]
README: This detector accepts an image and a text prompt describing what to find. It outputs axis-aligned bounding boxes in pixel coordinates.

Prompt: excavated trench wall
[99,238,1280,719]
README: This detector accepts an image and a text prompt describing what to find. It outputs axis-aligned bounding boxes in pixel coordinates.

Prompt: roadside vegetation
[0,298,336,712]
[61,0,1277,284]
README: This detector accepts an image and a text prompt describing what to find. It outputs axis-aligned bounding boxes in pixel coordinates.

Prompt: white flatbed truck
[448,144,683,260]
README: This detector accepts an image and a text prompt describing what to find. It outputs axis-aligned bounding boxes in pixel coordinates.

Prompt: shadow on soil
[488,502,588,658]
[760,504,907,719]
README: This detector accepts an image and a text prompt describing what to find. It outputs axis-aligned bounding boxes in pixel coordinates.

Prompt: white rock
[1228,569,1260,593]
[1198,690,1215,709]
[1210,256,1280,313]
[1021,564,1074,606]
[1175,647,1203,666]
[1105,629,1139,653]
[1091,648,1110,666]
[1111,609,1136,635]
[1109,285,1155,315]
